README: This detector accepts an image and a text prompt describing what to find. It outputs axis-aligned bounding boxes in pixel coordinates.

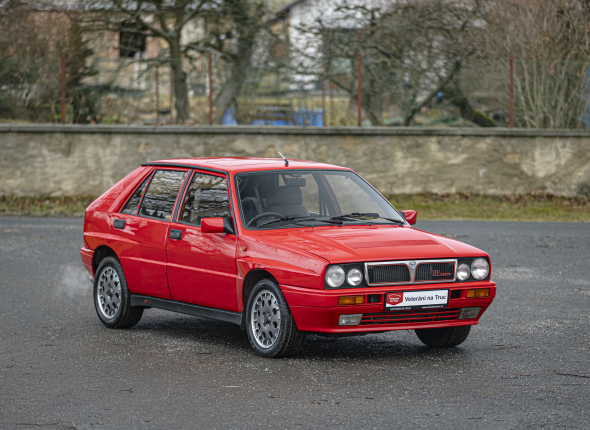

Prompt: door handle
[113,219,126,229]
[169,229,183,240]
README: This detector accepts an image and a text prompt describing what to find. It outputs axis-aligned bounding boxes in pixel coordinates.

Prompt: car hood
[251,225,486,264]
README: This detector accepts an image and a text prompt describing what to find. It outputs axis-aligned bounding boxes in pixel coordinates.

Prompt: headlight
[325,266,345,288]
[471,258,489,280]
[457,263,471,281]
[346,268,363,286]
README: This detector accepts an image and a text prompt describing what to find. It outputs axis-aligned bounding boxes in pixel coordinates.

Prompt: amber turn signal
[466,288,490,298]
[338,296,365,306]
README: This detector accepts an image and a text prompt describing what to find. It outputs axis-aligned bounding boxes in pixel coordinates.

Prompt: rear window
[138,170,187,220]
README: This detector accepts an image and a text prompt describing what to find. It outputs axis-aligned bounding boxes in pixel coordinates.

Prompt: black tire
[415,325,471,348]
[93,256,143,329]
[245,279,305,358]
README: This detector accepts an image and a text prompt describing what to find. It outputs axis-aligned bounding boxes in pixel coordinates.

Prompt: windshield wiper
[330,212,405,225]
[257,216,346,228]
[257,216,316,227]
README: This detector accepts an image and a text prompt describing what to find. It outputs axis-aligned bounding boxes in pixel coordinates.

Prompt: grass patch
[1,193,588,222]
[388,193,590,222]
[0,195,97,217]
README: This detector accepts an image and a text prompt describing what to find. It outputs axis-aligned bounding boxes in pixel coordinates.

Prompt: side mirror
[201,217,235,234]
[401,210,417,226]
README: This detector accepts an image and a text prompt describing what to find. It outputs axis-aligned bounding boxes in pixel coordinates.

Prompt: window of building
[119,22,146,58]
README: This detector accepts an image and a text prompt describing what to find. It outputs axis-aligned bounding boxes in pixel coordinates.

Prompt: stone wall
[1,124,590,197]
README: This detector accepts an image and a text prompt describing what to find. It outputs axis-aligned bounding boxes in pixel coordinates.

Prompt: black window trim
[131,167,191,223]
[169,166,238,236]
[171,169,194,222]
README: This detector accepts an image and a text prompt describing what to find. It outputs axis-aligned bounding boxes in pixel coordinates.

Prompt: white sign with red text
[385,289,449,310]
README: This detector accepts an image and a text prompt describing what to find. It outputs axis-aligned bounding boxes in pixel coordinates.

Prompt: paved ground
[1,218,589,430]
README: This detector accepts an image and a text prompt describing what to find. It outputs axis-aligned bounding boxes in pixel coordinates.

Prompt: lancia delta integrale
[80,157,495,358]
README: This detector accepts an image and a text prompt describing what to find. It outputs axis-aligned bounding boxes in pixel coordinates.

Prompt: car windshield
[236,170,404,229]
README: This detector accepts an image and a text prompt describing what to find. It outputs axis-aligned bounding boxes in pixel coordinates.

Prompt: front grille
[367,264,410,284]
[360,308,460,326]
[415,262,455,282]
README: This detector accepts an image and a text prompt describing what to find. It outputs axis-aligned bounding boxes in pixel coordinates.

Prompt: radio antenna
[278,151,289,167]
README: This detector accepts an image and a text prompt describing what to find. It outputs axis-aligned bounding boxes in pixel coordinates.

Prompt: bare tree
[482,0,590,128]
[0,0,98,123]
[290,0,490,126]
[81,0,268,123]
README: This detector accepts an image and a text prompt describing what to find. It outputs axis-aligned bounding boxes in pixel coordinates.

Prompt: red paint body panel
[166,223,239,311]
[201,218,225,234]
[80,247,94,277]
[280,281,495,308]
[402,210,417,225]
[112,214,172,299]
[282,282,494,333]
[288,305,489,333]
[238,225,487,265]
[81,158,497,335]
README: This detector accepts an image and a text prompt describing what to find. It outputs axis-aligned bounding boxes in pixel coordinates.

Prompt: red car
[80,157,495,358]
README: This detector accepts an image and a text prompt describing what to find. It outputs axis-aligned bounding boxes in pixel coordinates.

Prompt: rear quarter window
[120,173,152,215]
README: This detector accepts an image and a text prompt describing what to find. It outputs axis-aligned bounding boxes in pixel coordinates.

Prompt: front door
[166,171,238,312]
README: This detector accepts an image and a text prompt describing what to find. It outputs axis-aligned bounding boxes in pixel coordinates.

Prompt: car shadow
[129,311,471,361]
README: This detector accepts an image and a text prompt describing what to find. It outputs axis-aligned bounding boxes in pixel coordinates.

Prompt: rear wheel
[415,325,471,347]
[246,279,305,358]
[94,256,143,329]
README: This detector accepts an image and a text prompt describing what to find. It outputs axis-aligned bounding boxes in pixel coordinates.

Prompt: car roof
[144,157,353,174]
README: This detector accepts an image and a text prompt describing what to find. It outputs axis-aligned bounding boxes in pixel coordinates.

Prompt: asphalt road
[1,218,589,430]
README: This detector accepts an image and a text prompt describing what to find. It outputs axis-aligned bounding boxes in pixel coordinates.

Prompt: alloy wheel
[97,267,121,319]
[250,290,281,349]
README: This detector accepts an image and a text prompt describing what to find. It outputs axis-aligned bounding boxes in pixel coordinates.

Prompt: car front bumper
[281,281,495,334]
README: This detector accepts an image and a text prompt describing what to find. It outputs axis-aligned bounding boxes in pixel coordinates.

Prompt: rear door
[166,171,239,311]
[113,168,189,299]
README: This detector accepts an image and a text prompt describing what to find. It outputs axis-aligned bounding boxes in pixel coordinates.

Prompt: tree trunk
[403,61,462,126]
[169,40,190,123]
[212,41,254,125]
[446,81,497,127]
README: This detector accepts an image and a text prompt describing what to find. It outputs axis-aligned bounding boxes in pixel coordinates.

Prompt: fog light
[338,296,365,306]
[466,288,490,298]
[338,314,362,326]
[458,307,481,319]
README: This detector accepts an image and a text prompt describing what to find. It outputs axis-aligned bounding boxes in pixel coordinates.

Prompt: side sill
[130,295,242,326]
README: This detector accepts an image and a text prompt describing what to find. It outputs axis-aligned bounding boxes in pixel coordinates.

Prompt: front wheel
[415,325,471,347]
[245,279,305,358]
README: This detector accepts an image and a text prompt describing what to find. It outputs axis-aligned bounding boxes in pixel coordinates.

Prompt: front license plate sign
[385,289,449,311]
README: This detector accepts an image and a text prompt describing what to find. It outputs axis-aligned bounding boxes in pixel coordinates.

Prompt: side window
[138,170,187,220]
[180,173,231,226]
[120,173,152,215]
